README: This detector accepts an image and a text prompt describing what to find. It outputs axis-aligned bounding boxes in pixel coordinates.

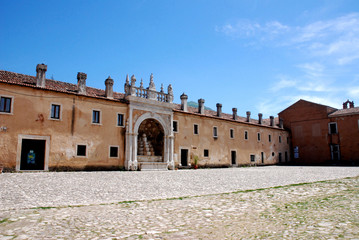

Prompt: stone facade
[0,64,290,171]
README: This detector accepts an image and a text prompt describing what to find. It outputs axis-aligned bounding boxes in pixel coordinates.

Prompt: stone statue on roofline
[167,84,173,103]
[148,73,156,91]
[124,74,130,96]
[130,75,136,96]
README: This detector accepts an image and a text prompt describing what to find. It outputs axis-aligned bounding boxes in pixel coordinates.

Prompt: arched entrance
[137,119,164,161]
[125,112,174,170]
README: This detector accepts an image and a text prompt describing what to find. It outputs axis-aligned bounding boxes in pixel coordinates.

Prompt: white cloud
[257,94,342,117]
[265,21,290,34]
[293,13,359,65]
[288,95,342,109]
[217,13,359,65]
[348,87,359,98]
[297,63,325,78]
[217,13,359,115]
[215,20,290,40]
[270,75,297,92]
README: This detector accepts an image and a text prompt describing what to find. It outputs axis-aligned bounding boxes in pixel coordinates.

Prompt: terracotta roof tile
[173,105,282,129]
[0,70,125,101]
[1,69,282,129]
[328,107,359,117]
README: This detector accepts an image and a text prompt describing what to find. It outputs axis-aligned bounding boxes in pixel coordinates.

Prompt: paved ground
[1,166,359,239]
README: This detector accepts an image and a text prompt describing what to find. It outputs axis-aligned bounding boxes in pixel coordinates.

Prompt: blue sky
[1,0,359,117]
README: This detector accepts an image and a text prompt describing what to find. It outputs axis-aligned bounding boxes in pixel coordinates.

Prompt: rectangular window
[250,154,255,162]
[194,124,199,135]
[77,145,87,157]
[117,114,124,127]
[0,96,12,113]
[261,152,264,164]
[257,133,261,141]
[287,137,289,144]
[173,121,178,132]
[329,122,338,134]
[204,149,209,157]
[279,136,282,143]
[110,146,119,158]
[92,110,100,124]
[269,134,272,142]
[51,104,60,119]
[244,131,248,140]
[230,129,234,139]
[213,127,218,138]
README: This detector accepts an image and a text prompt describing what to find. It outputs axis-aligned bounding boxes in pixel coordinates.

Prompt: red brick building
[279,99,359,165]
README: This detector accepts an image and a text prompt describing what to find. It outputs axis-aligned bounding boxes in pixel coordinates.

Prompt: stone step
[139,162,168,171]
[137,156,163,162]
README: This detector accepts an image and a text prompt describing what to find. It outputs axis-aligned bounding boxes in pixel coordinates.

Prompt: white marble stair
[139,162,168,171]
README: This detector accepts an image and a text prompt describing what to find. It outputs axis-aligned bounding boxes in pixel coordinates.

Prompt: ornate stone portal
[124,74,174,170]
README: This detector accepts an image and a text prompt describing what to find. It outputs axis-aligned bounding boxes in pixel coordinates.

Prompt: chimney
[279,118,284,128]
[77,72,87,94]
[343,102,348,109]
[105,76,114,99]
[216,103,222,117]
[270,116,274,127]
[246,111,251,122]
[258,113,263,125]
[198,99,205,114]
[180,93,188,112]
[232,108,237,120]
[36,63,47,87]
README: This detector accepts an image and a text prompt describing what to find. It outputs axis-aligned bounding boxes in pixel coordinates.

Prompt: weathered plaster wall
[0,84,127,170]
[173,112,290,167]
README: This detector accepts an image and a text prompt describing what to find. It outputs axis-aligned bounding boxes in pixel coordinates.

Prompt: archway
[137,119,164,160]
[126,112,174,170]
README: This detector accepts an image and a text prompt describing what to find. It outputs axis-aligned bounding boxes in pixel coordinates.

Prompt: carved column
[125,120,133,170]
[168,135,174,170]
[132,134,138,170]
[164,136,169,165]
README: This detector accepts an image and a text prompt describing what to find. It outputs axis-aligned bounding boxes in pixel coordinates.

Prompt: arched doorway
[126,112,174,170]
[137,119,164,160]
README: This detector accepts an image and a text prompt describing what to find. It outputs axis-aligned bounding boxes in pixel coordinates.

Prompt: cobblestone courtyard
[1,166,359,239]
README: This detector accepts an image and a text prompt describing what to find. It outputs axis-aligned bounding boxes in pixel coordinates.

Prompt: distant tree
[187,101,214,111]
